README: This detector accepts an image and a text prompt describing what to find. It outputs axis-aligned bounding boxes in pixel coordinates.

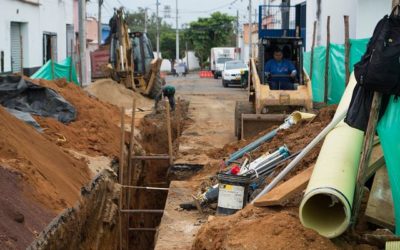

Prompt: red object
[230,165,241,175]
[199,71,213,78]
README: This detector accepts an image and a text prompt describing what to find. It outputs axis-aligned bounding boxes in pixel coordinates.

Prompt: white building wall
[355,0,392,39]
[305,0,392,51]
[0,0,73,72]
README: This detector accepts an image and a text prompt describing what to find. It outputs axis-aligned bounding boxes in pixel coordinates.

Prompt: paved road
[166,73,248,165]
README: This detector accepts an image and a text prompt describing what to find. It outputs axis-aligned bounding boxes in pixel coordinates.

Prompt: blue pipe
[225,128,279,166]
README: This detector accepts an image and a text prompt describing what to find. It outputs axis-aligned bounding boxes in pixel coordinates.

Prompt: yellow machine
[235,58,313,139]
[92,8,162,98]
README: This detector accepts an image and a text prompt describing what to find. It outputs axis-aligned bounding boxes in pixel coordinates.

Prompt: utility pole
[185,41,189,70]
[144,8,148,33]
[176,0,179,61]
[156,0,160,58]
[248,0,252,59]
[236,10,240,48]
[98,0,103,45]
[78,0,87,85]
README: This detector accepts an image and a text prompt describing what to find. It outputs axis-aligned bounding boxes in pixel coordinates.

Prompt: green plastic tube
[299,74,364,238]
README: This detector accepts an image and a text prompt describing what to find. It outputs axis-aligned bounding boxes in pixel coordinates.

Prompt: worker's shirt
[265,59,296,84]
[163,85,175,96]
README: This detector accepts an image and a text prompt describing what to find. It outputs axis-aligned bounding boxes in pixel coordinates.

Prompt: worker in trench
[264,47,297,90]
[155,78,176,111]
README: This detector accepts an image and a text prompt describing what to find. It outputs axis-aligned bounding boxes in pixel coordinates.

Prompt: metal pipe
[121,185,169,191]
[128,228,157,231]
[120,209,164,213]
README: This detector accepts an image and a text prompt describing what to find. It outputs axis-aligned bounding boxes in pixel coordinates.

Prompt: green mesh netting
[31,57,79,86]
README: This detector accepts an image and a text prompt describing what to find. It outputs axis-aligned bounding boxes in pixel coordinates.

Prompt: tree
[185,12,235,68]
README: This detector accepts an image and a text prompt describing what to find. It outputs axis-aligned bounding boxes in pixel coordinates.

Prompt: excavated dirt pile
[32,78,127,157]
[85,79,154,109]
[193,205,339,250]
[0,106,91,249]
[191,106,368,250]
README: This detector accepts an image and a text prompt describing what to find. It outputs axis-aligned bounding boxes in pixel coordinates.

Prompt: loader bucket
[241,113,287,139]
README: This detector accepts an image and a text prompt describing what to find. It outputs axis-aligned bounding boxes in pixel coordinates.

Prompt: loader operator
[264,48,297,90]
[155,79,176,111]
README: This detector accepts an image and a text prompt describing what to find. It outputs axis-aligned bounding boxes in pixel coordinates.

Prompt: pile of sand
[85,79,154,109]
[193,205,339,250]
[33,78,129,158]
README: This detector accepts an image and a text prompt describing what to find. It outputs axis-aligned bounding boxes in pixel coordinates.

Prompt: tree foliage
[185,12,236,68]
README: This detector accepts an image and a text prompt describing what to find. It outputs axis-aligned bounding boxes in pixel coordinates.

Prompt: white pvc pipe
[299,74,364,238]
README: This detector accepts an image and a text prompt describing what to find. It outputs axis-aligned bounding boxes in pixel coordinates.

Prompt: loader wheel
[234,101,255,140]
[148,74,163,99]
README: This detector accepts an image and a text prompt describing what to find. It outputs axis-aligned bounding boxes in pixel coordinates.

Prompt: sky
[87,0,269,27]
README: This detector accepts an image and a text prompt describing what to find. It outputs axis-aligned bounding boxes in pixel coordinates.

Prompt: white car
[221,60,249,87]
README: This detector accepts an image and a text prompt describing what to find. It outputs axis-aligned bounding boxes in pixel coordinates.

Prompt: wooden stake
[69,39,74,82]
[352,93,383,227]
[310,21,317,81]
[127,99,136,214]
[165,100,174,166]
[119,107,125,250]
[324,16,331,104]
[176,97,181,137]
[344,15,350,86]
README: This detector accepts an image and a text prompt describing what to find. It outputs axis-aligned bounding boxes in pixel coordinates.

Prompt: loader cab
[130,32,155,77]
[258,37,304,86]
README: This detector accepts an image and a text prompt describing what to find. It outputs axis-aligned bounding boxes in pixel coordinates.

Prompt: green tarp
[303,38,369,104]
[31,57,79,86]
[377,97,400,235]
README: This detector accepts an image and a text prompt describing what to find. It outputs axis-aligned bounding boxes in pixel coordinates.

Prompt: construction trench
[0,74,398,250]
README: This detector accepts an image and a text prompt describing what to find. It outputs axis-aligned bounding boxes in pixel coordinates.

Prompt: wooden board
[254,167,314,207]
[365,166,395,231]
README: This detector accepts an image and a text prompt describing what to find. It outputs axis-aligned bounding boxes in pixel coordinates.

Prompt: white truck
[210,47,238,79]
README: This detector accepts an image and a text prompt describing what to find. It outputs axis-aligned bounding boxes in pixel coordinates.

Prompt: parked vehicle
[222,60,248,88]
[210,47,237,79]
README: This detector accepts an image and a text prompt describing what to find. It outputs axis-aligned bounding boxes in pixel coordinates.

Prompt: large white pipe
[299,74,364,238]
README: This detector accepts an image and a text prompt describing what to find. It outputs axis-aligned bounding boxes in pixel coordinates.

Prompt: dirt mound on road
[193,205,338,250]
[33,78,127,157]
[86,79,154,109]
[0,107,90,212]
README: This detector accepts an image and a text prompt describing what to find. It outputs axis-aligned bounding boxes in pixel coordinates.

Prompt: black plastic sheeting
[5,108,43,132]
[0,75,76,124]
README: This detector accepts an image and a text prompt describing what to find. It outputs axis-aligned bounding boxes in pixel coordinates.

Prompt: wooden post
[176,97,181,137]
[119,107,125,250]
[69,39,74,82]
[20,32,24,75]
[344,15,350,86]
[165,100,174,166]
[324,16,331,104]
[51,43,55,80]
[127,99,136,214]
[310,21,317,81]
[352,93,383,227]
